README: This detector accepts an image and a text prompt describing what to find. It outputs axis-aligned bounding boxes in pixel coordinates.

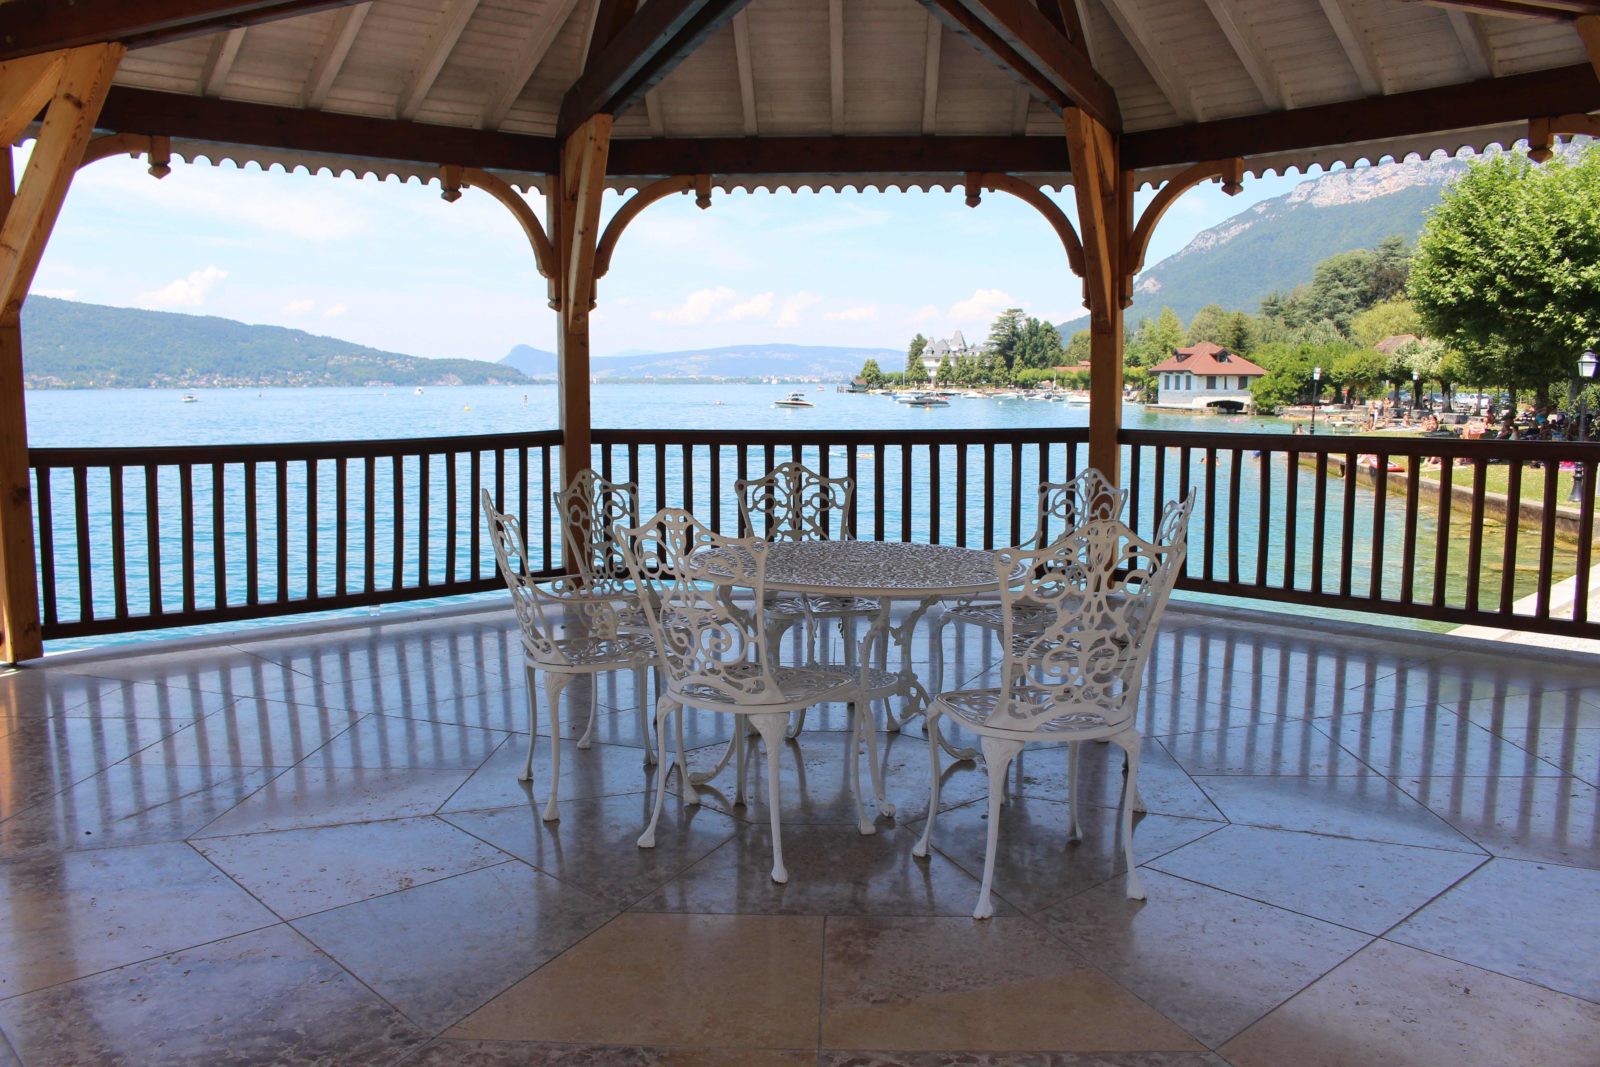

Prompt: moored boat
[774,391,815,408]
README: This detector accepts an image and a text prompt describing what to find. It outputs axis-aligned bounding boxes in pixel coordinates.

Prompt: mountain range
[501,342,900,380]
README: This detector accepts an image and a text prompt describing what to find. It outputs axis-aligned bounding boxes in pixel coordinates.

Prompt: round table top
[758,540,1001,597]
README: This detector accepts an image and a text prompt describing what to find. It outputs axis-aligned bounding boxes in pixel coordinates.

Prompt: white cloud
[321,303,348,320]
[282,298,315,317]
[909,304,941,323]
[775,291,822,329]
[139,265,228,307]
[32,287,77,300]
[949,287,1015,323]
[824,305,878,322]
[719,292,774,322]
[652,286,736,325]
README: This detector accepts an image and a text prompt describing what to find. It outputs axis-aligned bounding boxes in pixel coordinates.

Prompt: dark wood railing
[28,424,1600,642]
[29,430,563,639]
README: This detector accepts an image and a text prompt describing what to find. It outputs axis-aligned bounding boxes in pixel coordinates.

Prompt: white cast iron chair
[623,508,883,884]
[553,469,655,759]
[915,492,1194,918]
[737,460,888,738]
[483,490,657,822]
[929,467,1129,695]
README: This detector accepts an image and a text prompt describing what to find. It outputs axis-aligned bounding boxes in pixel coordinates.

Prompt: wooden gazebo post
[552,114,612,496]
[0,44,122,664]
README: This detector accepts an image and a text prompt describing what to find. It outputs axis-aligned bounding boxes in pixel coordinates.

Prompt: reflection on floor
[1,604,1597,1066]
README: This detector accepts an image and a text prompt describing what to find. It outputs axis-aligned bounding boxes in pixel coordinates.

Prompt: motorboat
[774,391,815,408]
[904,393,949,408]
[181,393,198,403]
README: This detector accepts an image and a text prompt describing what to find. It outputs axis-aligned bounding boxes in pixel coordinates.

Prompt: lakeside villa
[1150,341,1268,411]
[921,330,980,378]
[3,2,1599,1065]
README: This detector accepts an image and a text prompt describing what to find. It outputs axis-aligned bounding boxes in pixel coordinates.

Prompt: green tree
[1410,147,1600,402]
[858,358,883,387]
[985,308,1026,369]
[935,354,954,383]
[1015,317,1064,371]
[1064,328,1091,365]
[1128,307,1184,367]
[1185,304,1231,345]
[1349,299,1420,349]
[904,334,929,384]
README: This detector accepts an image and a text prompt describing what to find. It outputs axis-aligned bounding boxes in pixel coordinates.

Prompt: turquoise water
[25,383,1500,650]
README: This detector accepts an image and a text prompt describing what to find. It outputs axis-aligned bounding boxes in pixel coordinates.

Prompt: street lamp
[1570,349,1596,502]
[1311,366,1322,436]
[1412,369,1422,414]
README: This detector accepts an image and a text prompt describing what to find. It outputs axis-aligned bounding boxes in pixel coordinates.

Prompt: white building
[922,331,978,378]
[1152,342,1267,411]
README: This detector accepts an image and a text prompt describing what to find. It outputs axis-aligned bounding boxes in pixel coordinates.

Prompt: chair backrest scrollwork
[620,508,787,703]
[736,460,853,542]
[990,490,1195,732]
[1031,467,1129,548]
[554,469,640,582]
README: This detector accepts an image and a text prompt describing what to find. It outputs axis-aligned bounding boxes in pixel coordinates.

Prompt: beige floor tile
[1222,940,1600,1067]
[448,913,824,1047]
[410,1040,814,1065]
[821,916,1204,1052]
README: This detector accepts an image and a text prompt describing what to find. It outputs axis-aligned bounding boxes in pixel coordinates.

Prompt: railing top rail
[29,428,566,467]
[592,427,1092,446]
[1122,427,1600,462]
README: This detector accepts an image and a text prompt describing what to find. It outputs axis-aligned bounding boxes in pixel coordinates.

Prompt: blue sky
[23,143,1311,362]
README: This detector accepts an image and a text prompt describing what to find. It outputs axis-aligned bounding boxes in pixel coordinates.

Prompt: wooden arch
[963,171,1085,278]
[439,164,559,307]
[77,132,172,175]
[1124,157,1243,304]
[594,173,712,280]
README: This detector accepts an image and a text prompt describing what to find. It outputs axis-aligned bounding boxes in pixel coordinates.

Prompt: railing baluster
[416,455,427,590]
[1204,447,1217,583]
[1575,459,1596,625]
[212,462,228,610]
[1463,458,1486,614]
[682,443,695,516]
[468,451,480,581]
[1536,456,1559,619]
[737,445,750,536]
[444,454,457,586]
[655,443,668,515]
[845,445,858,539]
[873,443,886,542]
[1283,448,1298,590]
[36,466,57,627]
[1129,443,1143,535]
[710,444,723,535]
[901,442,913,542]
[1339,452,1357,599]
[1433,456,1455,610]
[245,461,259,606]
[336,458,348,599]
[1153,443,1167,515]
[1368,453,1387,601]
[1179,445,1193,578]
[143,464,160,616]
[982,442,996,550]
[1401,458,1422,606]
[110,465,128,619]
[1499,459,1525,612]
[1227,448,1242,585]
[1008,441,1023,546]
[1312,453,1327,594]
[182,463,197,613]
[955,444,968,548]
[73,467,94,621]
[1256,449,1271,588]
[540,445,553,571]
[928,444,940,544]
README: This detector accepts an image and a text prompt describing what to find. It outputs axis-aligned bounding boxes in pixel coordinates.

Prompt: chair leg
[857,697,893,818]
[734,720,749,806]
[974,735,1025,920]
[786,706,808,740]
[912,708,943,860]
[637,696,677,849]
[636,667,655,766]
[541,673,573,822]
[751,712,790,884]
[1109,729,1147,901]
[690,733,737,785]
[577,676,600,749]
[675,702,697,807]
[518,663,539,783]
[1067,740,1083,843]
[847,702,875,836]
[929,616,950,696]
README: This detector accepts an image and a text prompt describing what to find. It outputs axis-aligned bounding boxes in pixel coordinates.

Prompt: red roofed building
[1151,342,1268,411]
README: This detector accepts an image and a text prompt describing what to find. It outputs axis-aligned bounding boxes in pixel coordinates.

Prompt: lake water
[23,383,1549,649]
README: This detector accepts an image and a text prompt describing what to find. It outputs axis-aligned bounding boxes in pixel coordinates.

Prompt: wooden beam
[1445,10,1495,78]
[304,3,369,109]
[587,0,642,68]
[201,28,248,97]
[969,170,1083,275]
[1123,62,1600,168]
[480,0,585,129]
[732,10,758,135]
[1410,0,1599,19]
[921,15,943,134]
[1317,0,1385,95]
[829,0,846,134]
[0,0,366,62]
[917,0,1121,129]
[1099,0,1197,122]
[1062,106,1126,481]
[1201,0,1287,109]
[554,114,612,497]
[98,86,558,172]
[0,53,67,147]
[1579,14,1600,78]
[439,164,558,305]
[558,0,754,134]
[397,0,480,121]
[594,173,706,279]
[0,44,122,665]
[1126,158,1242,292]
[643,87,666,134]
[606,134,1071,175]
[1070,0,1098,65]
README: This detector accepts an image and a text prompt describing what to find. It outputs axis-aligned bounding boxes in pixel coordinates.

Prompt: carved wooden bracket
[77,132,171,176]
[439,163,559,308]
[1124,157,1243,304]
[593,173,713,282]
[963,170,1085,278]
[1527,113,1600,161]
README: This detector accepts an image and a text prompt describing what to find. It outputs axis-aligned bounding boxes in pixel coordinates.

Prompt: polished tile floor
[1,603,1598,1066]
